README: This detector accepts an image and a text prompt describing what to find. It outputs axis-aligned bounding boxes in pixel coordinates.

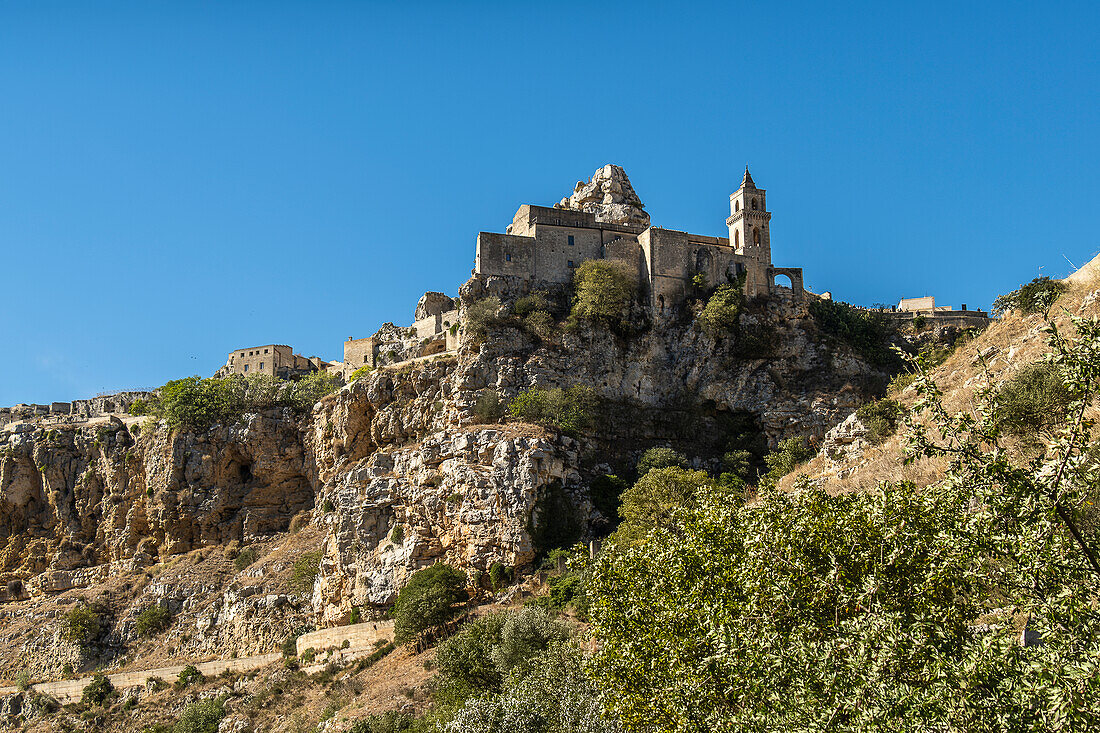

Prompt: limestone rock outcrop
[414,292,456,321]
[555,164,650,229]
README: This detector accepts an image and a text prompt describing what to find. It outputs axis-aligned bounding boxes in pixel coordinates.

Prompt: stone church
[474,164,803,310]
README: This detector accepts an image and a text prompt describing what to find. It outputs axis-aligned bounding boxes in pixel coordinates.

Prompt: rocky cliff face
[0,270,894,677]
[554,163,650,229]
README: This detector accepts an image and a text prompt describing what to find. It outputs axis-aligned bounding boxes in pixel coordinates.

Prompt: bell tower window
[734,201,740,212]
[751,199,758,210]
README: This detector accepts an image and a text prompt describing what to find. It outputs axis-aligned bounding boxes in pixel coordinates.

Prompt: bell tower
[726,167,772,296]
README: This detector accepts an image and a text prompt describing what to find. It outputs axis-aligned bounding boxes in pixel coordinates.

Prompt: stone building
[219,345,334,380]
[474,165,803,309]
[342,292,459,378]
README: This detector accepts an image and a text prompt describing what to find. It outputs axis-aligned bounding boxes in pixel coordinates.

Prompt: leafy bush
[128,398,150,416]
[392,564,466,644]
[513,293,550,318]
[992,275,1067,317]
[570,260,635,325]
[994,361,1076,437]
[284,371,341,412]
[139,372,340,432]
[14,670,30,691]
[134,604,172,637]
[698,279,745,338]
[508,385,598,436]
[435,613,508,694]
[855,398,904,445]
[808,298,898,366]
[292,551,323,594]
[615,467,711,545]
[720,449,753,481]
[592,313,1100,731]
[61,601,109,647]
[444,643,614,733]
[635,447,688,476]
[347,711,422,733]
[760,436,814,488]
[81,673,113,707]
[488,562,513,591]
[176,665,203,689]
[472,389,505,424]
[391,524,405,544]
[173,697,225,733]
[465,297,505,342]
[523,309,556,340]
[234,546,258,571]
[350,365,374,381]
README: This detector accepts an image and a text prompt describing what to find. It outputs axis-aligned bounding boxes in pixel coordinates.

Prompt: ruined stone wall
[343,337,376,376]
[224,345,294,378]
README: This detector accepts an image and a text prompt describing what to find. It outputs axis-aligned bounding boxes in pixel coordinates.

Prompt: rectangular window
[568,259,575,268]
[505,253,511,262]
[240,353,244,358]
[244,364,249,372]
[568,235,575,246]
[264,349,269,354]
[260,362,264,370]
[364,355,369,363]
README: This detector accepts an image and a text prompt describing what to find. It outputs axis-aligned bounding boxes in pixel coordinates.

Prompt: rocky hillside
[0,260,903,724]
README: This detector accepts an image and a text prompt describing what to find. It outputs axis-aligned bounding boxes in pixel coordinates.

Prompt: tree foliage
[698,278,745,338]
[508,385,599,436]
[808,298,898,366]
[855,398,904,444]
[81,673,114,707]
[140,371,339,432]
[570,261,635,325]
[392,564,467,645]
[993,361,1076,437]
[635,447,687,476]
[992,275,1067,317]
[614,467,710,545]
[587,314,1100,732]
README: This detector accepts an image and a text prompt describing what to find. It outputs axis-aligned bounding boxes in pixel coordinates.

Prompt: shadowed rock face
[554,163,650,228]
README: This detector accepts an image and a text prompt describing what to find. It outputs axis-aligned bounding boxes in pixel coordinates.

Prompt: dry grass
[783,256,1100,494]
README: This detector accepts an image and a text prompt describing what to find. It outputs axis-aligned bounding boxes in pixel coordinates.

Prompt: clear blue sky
[2,1,1098,404]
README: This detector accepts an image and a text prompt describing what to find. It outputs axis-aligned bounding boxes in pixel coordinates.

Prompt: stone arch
[769,267,804,298]
[753,227,761,246]
[695,248,712,273]
[735,200,740,211]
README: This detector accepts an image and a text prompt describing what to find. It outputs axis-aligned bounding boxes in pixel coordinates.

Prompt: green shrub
[81,673,113,707]
[523,309,556,340]
[721,449,754,481]
[887,371,918,395]
[347,711,421,733]
[234,546,258,571]
[615,467,711,544]
[760,436,814,488]
[513,293,550,318]
[61,601,109,647]
[434,613,508,694]
[350,365,374,381]
[134,605,172,637]
[391,564,466,645]
[699,279,745,338]
[856,399,904,445]
[175,665,203,689]
[994,361,1076,437]
[390,524,405,544]
[292,551,323,594]
[465,297,505,342]
[129,398,149,416]
[570,260,635,324]
[173,697,225,733]
[300,647,317,663]
[992,275,1067,317]
[636,447,688,476]
[808,298,898,366]
[285,371,341,412]
[488,562,513,591]
[472,389,505,424]
[508,385,598,435]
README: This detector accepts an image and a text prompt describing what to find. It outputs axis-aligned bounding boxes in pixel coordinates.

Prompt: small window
[240,353,244,358]
[244,364,249,372]
[568,235,575,246]
[568,259,575,268]
[364,355,369,363]
[751,199,758,210]
[259,362,264,370]
[505,252,512,262]
[264,349,269,354]
[735,201,740,212]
